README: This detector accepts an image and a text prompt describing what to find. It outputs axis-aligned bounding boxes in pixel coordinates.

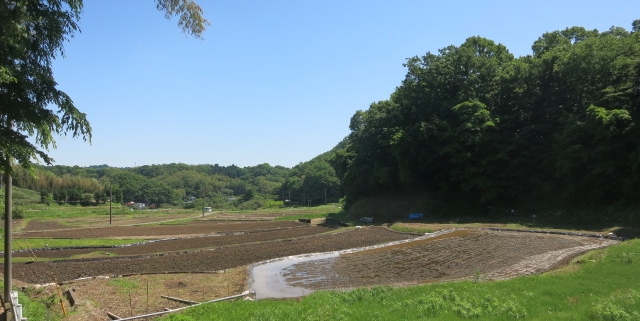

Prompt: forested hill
[10,155,341,210]
[332,21,640,219]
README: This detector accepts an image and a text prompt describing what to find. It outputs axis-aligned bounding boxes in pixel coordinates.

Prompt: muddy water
[250,229,457,299]
[250,253,339,299]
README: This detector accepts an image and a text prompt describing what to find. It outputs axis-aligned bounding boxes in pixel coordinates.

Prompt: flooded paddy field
[251,229,617,298]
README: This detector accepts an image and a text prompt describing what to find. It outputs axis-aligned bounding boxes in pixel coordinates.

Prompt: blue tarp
[408,213,424,220]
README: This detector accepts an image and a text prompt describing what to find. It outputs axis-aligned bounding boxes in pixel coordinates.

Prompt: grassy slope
[160,240,640,321]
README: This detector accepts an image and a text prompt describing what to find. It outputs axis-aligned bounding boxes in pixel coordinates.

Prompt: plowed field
[11,222,414,284]
[2,215,619,320]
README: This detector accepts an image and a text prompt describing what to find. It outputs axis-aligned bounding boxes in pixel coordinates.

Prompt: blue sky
[48,0,640,168]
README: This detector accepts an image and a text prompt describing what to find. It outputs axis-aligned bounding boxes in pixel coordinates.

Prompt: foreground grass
[159,240,640,321]
[0,281,60,321]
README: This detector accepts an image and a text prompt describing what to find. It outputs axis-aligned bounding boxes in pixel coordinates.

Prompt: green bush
[262,200,284,209]
[1,207,24,219]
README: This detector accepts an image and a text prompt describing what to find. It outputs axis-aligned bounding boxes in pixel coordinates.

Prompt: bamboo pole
[112,291,250,321]
[160,295,199,305]
[14,241,35,262]
[23,239,37,261]
[54,279,67,317]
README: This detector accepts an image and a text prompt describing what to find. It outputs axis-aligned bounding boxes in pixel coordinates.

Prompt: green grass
[109,278,141,292]
[18,203,133,218]
[0,238,143,252]
[0,281,63,321]
[159,240,640,321]
[8,187,41,205]
[0,238,143,263]
[389,222,433,234]
[274,212,329,221]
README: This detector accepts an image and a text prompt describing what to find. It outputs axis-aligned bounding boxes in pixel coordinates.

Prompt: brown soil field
[11,225,413,285]
[17,219,308,238]
[282,229,616,291]
[2,215,619,321]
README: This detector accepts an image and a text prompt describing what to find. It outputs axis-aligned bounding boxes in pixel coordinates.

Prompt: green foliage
[0,282,62,321]
[388,223,433,234]
[281,152,342,207]
[0,0,91,169]
[335,21,640,219]
[262,199,284,209]
[10,161,328,212]
[237,198,263,211]
[9,186,41,205]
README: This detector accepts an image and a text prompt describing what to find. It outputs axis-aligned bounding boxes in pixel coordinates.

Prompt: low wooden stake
[54,278,67,317]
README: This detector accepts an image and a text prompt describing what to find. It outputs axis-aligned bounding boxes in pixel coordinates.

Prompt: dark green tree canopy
[335,21,640,217]
[0,0,90,169]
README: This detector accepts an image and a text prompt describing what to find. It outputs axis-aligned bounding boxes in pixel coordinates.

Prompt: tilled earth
[11,222,415,284]
[282,229,617,290]
[3,217,619,320]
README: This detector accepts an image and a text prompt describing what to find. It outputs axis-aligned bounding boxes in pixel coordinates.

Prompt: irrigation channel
[249,228,618,299]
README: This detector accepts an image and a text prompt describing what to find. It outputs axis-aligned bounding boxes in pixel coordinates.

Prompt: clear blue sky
[48,0,640,168]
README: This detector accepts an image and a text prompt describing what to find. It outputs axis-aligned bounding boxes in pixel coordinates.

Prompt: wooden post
[55,279,67,317]
[146,281,149,314]
[128,290,133,317]
[106,311,122,320]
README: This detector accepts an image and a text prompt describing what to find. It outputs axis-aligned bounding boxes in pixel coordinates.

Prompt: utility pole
[109,183,113,226]
[3,156,13,320]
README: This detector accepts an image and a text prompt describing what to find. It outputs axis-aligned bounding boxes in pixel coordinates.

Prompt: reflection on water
[250,230,455,299]
[250,253,338,299]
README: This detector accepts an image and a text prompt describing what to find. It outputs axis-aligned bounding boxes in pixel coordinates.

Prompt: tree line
[332,21,640,220]
[10,158,341,210]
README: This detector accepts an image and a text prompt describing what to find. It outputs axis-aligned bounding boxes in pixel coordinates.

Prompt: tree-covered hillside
[333,21,640,220]
[9,159,340,210]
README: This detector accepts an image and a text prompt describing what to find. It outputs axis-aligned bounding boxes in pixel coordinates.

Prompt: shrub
[262,200,284,209]
[591,302,631,321]
[1,207,24,219]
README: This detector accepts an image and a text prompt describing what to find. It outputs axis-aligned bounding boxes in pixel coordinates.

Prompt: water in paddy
[250,252,339,299]
[250,229,460,299]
